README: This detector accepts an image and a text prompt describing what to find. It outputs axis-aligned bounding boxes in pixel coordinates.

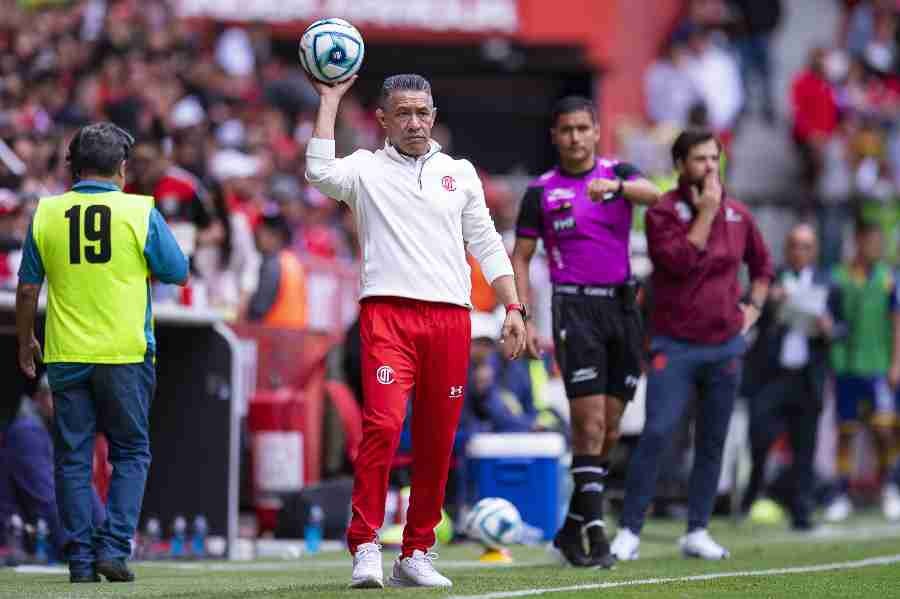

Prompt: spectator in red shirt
[127,139,208,227]
[791,47,839,188]
[126,138,223,252]
[209,148,266,229]
[0,190,23,290]
[610,129,773,563]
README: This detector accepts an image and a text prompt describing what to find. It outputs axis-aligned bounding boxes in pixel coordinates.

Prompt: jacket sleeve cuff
[306,138,336,159]
[479,250,514,284]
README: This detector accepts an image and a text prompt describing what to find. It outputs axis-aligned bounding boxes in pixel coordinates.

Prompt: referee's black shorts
[551,285,643,402]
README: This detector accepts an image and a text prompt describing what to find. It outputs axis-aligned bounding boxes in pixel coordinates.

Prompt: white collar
[785,266,814,283]
[383,138,441,164]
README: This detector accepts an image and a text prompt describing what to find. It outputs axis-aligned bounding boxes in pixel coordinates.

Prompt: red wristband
[505,303,527,321]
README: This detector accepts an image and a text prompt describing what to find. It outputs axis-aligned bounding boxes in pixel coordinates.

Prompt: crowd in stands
[636,0,900,272]
[0,0,530,328]
[0,0,560,400]
[794,0,900,266]
[641,1,781,159]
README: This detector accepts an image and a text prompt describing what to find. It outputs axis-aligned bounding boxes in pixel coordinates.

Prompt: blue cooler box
[467,432,566,540]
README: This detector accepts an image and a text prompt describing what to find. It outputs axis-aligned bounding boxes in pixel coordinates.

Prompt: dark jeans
[816,202,852,270]
[742,368,822,525]
[620,335,745,534]
[52,355,155,575]
[736,34,774,115]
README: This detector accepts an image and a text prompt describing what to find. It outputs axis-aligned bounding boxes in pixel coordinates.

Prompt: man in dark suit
[740,223,834,529]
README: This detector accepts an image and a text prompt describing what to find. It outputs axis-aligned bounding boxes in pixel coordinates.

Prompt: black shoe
[584,523,616,569]
[791,519,815,532]
[552,528,593,567]
[70,571,101,583]
[96,559,135,582]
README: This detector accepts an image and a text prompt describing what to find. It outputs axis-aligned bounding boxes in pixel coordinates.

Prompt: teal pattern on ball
[476,502,520,547]
[313,32,362,81]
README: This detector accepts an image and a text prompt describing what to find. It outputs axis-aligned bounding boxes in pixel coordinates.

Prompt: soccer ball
[466,497,523,549]
[298,18,365,83]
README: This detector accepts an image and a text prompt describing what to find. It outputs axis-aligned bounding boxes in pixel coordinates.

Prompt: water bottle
[384,488,399,526]
[170,515,187,558]
[192,279,208,309]
[5,514,25,566]
[143,517,162,560]
[399,486,411,525]
[304,505,324,554]
[191,515,208,559]
[34,518,49,563]
[518,522,545,546]
[180,280,194,307]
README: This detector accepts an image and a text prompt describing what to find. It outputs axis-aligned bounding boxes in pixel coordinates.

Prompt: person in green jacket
[825,220,900,523]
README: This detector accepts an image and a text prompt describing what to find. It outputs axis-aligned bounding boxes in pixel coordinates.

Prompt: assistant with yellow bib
[14,122,188,584]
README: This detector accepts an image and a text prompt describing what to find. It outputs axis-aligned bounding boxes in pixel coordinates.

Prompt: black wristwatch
[601,179,625,203]
[506,303,528,322]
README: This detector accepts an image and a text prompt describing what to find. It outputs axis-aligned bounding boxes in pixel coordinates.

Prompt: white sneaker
[350,543,384,589]
[679,529,729,560]
[610,528,640,561]
[388,550,452,588]
[882,484,900,522]
[824,495,853,523]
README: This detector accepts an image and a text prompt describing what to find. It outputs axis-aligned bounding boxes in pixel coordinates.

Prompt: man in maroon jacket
[610,129,773,562]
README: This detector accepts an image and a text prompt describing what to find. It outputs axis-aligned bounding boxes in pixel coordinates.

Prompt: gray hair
[379,74,433,108]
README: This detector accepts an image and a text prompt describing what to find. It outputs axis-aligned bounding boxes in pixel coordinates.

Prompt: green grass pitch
[2,514,899,598]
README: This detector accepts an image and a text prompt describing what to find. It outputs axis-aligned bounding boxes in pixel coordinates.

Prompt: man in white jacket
[305,73,526,589]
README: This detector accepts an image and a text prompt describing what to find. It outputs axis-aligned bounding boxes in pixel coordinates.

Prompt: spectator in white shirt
[683,25,745,133]
[191,182,260,319]
[645,36,702,127]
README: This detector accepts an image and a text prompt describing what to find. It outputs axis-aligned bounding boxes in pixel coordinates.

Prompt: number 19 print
[64,204,111,264]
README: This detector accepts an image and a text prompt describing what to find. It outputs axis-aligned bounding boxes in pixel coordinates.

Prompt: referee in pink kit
[305,74,526,589]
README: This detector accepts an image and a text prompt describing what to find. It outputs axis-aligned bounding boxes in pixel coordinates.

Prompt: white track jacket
[305,137,513,308]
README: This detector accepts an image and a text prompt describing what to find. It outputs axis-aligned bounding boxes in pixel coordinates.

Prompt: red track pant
[347,297,471,556]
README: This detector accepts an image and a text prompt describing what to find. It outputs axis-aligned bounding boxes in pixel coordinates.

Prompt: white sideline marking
[448,553,900,599]
[143,558,540,571]
[13,565,67,574]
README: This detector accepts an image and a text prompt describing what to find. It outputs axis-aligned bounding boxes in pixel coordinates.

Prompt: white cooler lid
[466,432,566,458]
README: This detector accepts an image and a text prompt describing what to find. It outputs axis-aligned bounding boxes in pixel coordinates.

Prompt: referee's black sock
[561,510,583,537]
[562,459,586,536]
[571,455,608,542]
[562,471,583,536]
